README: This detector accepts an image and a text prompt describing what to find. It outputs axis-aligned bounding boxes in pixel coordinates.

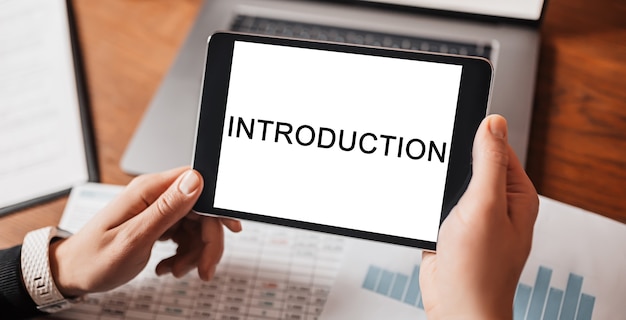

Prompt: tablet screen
[212,41,462,243]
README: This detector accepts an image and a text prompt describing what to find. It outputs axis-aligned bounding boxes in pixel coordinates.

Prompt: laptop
[121,0,545,175]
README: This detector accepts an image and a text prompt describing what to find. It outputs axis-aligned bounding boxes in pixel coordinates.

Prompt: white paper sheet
[0,0,89,211]
[53,183,348,320]
[320,196,626,320]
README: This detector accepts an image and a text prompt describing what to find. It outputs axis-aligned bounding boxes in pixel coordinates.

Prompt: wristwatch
[20,226,82,313]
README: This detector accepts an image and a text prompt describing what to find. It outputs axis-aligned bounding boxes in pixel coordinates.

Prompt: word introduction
[226,116,448,162]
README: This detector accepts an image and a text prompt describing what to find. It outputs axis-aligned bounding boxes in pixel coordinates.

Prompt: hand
[419,115,539,320]
[48,167,242,297]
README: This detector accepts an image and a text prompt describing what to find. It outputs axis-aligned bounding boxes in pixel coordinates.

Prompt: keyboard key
[230,15,492,59]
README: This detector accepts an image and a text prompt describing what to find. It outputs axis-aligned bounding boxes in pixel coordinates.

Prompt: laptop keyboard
[230,15,492,59]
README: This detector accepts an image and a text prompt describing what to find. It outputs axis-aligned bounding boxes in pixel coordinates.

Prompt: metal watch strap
[20,226,76,313]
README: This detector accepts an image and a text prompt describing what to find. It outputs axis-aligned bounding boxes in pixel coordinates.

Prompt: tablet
[192,32,492,251]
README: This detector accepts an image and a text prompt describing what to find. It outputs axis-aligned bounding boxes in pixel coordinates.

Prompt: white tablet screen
[213,41,462,242]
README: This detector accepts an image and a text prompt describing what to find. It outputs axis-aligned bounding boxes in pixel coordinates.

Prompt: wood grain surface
[526,0,626,223]
[1,0,625,248]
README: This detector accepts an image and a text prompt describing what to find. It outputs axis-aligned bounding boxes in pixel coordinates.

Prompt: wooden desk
[1,0,625,248]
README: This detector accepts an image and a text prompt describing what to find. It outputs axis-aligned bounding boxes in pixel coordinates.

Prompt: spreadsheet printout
[52,183,347,320]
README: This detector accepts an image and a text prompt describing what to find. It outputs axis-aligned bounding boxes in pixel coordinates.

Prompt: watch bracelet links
[20,226,82,313]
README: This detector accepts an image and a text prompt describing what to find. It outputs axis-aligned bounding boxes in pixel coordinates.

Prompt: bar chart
[361,264,595,320]
[362,264,424,310]
[514,266,595,320]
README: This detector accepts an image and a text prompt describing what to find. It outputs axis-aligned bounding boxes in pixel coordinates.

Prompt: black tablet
[192,32,491,251]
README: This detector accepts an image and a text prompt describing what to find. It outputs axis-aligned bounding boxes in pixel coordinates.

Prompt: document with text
[0,0,95,215]
[53,183,348,320]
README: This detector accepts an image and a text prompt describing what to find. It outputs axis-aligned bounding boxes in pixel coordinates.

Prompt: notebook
[121,0,545,174]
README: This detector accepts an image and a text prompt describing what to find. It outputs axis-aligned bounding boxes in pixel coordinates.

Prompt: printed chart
[361,265,424,309]
[323,197,625,320]
[514,266,595,320]
[360,264,595,320]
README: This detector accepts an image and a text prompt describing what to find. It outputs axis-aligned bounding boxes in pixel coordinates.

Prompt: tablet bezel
[192,32,491,251]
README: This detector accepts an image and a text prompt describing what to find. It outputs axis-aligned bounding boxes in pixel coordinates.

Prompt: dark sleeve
[0,245,47,319]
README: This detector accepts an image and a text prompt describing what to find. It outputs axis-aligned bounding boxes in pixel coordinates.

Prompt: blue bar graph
[514,284,532,320]
[362,266,381,291]
[376,270,394,295]
[403,265,421,307]
[543,288,564,320]
[528,266,553,319]
[362,264,595,320]
[362,264,423,310]
[576,294,595,320]
[390,273,408,301]
[560,273,583,320]
[516,267,594,320]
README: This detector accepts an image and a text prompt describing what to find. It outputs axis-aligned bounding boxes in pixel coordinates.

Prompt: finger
[170,246,203,278]
[156,255,176,276]
[159,220,182,241]
[198,218,225,281]
[463,115,509,209]
[169,220,204,278]
[199,265,218,283]
[506,145,539,230]
[97,167,189,230]
[155,253,199,278]
[420,251,436,280]
[156,220,203,277]
[421,250,435,261]
[220,218,243,233]
[125,169,204,243]
[506,145,537,199]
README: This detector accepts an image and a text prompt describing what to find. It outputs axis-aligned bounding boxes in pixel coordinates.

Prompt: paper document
[0,0,91,214]
[53,183,347,320]
[320,196,626,320]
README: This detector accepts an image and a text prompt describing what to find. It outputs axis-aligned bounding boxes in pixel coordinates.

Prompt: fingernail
[178,170,200,195]
[489,116,507,139]
[207,265,217,281]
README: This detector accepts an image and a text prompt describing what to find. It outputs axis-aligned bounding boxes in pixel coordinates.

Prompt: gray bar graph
[576,294,595,320]
[528,266,553,319]
[543,288,564,320]
[362,265,381,291]
[403,265,421,306]
[362,264,423,310]
[514,284,532,320]
[390,273,408,301]
[376,270,394,295]
[560,273,583,320]
[362,264,594,320]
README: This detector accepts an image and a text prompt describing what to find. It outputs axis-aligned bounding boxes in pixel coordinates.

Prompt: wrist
[49,238,88,297]
[21,226,84,313]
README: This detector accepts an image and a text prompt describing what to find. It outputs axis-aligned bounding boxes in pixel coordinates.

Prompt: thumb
[127,170,204,242]
[464,115,509,202]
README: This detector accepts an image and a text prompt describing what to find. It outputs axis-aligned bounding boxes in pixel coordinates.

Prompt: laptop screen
[361,0,545,21]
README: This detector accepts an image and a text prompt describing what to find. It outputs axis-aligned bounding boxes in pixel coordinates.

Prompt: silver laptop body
[121,0,544,174]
